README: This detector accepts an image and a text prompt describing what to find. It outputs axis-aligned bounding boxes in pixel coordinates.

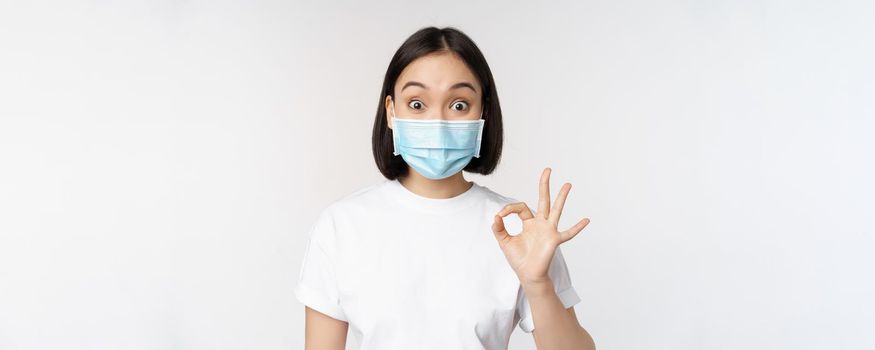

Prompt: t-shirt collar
[384,178,481,215]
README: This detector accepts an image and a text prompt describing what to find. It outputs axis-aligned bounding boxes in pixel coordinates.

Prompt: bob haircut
[372,26,503,180]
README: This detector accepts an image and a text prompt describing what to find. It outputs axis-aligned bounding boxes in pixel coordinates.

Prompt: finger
[491,215,511,244]
[537,167,551,219]
[497,202,535,221]
[559,217,590,244]
[549,182,572,224]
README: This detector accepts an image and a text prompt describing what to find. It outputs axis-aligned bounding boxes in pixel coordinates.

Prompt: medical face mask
[390,102,486,180]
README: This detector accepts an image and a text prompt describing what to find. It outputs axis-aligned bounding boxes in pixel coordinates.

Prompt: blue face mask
[390,101,486,180]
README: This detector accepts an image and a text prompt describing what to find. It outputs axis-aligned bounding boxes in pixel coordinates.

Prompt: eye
[451,101,469,111]
[408,100,424,110]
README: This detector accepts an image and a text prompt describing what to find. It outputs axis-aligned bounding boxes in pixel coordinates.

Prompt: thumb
[492,215,510,244]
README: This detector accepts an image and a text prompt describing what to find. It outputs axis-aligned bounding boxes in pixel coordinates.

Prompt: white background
[1,1,873,349]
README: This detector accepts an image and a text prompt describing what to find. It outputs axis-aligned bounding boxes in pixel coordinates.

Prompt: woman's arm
[524,280,596,350]
[304,306,348,350]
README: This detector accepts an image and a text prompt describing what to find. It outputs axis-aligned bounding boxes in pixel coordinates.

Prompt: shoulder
[475,182,522,208]
[305,180,389,244]
[476,182,547,223]
[315,179,393,221]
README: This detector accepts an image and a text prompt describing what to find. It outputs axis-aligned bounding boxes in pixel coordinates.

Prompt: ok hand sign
[491,168,591,285]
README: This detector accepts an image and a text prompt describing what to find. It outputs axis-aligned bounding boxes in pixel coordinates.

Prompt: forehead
[395,51,481,93]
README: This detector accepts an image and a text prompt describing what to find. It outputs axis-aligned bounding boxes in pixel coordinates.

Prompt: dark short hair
[372,26,504,180]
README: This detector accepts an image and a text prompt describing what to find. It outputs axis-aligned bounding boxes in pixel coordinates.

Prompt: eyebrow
[400,81,478,93]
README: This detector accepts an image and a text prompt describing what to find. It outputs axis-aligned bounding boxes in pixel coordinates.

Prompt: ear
[384,95,394,130]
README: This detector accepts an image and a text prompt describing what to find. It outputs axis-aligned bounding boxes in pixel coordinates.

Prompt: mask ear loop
[389,97,400,156]
[474,101,486,157]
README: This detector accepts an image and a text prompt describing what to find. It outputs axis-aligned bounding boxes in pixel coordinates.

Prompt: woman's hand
[491,167,591,286]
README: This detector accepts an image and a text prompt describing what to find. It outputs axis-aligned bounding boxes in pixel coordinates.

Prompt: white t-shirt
[294,178,581,349]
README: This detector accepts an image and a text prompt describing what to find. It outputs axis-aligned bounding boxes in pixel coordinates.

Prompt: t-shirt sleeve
[516,245,581,333]
[293,210,348,322]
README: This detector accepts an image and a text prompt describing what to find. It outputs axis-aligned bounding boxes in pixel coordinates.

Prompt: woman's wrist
[520,276,555,299]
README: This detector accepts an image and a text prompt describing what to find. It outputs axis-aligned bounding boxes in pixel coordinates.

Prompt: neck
[398,169,473,199]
